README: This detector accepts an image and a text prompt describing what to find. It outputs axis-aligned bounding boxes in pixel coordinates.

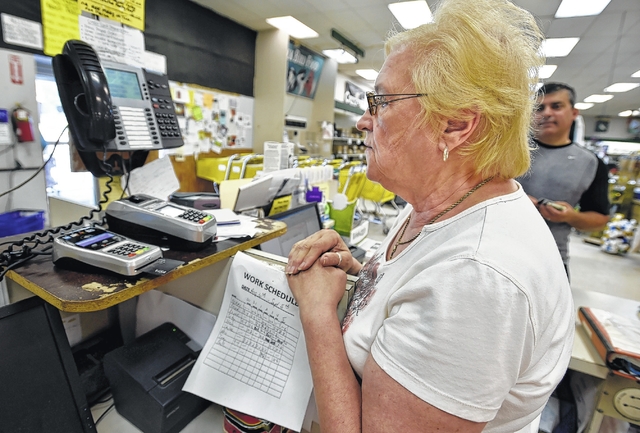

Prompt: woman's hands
[285,229,360,317]
[287,259,348,317]
[285,229,361,276]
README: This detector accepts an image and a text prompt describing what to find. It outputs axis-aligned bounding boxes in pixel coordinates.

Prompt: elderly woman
[285,0,574,432]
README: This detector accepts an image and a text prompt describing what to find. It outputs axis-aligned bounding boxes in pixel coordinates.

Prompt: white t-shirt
[342,185,574,433]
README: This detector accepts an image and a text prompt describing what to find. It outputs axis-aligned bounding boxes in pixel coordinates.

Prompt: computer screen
[260,203,323,257]
[0,296,96,432]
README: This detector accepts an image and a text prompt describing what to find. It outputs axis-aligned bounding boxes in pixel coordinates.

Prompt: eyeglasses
[366,92,427,116]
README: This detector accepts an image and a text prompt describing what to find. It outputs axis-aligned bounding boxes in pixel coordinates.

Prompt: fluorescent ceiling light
[542,38,580,57]
[574,102,594,110]
[356,69,378,81]
[619,110,635,117]
[555,0,611,18]
[604,83,640,93]
[322,49,358,64]
[539,65,558,79]
[535,82,544,92]
[632,70,640,78]
[388,1,433,29]
[584,94,614,103]
[266,16,319,39]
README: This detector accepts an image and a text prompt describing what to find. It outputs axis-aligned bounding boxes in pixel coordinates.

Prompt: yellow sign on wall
[41,0,80,56]
[79,0,145,31]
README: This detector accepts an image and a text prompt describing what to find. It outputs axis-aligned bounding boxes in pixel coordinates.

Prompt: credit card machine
[105,194,217,251]
[169,192,220,210]
[53,226,163,276]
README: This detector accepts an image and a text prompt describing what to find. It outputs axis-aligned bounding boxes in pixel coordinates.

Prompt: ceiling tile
[191,0,640,117]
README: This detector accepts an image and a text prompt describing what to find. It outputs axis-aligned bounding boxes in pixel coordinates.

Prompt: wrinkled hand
[286,259,348,314]
[285,229,359,276]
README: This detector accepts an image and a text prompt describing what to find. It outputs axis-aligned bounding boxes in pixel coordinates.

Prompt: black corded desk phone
[52,39,184,153]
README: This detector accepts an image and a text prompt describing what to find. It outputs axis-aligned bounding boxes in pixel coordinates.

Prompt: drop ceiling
[193,0,640,118]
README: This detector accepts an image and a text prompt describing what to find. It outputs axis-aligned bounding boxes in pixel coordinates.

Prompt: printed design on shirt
[342,251,384,333]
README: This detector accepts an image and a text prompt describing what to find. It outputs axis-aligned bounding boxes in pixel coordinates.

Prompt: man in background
[518,82,610,276]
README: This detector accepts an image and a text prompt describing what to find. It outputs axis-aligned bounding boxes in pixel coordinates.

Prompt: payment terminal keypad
[179,209,213,224]
[109,243,151,257]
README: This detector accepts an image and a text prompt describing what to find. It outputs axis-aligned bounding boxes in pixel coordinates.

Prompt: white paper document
[122,156,180,199]
[184,252,312,431]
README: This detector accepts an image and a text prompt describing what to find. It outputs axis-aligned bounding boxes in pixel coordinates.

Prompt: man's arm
[535,156,610,231]
[539,204,609,231]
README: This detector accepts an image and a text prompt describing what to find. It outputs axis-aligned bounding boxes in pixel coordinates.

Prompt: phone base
[106,215,213,252]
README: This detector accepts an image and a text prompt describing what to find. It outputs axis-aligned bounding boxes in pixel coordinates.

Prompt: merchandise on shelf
[600,214,637,255]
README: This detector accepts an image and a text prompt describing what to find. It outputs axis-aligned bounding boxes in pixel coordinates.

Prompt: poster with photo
[287,41,324,99]
[344,81,367,111]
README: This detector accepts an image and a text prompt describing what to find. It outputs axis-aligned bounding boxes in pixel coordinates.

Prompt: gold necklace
[389,176,494,259]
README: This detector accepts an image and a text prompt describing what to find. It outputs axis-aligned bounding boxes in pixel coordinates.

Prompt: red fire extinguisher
[11,105,35,143]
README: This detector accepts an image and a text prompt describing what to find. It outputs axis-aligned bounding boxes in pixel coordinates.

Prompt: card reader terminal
[105,194,217,251]
[53,227,163,276]
[169,192,220,210]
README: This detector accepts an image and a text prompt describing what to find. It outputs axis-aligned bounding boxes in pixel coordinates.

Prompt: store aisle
[569,233,640,302]
[363,205,639,301]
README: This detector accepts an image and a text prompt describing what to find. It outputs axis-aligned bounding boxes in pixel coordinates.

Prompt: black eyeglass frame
[366,92,428,115]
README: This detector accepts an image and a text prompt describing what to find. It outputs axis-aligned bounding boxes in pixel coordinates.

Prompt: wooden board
[5,219,285,312]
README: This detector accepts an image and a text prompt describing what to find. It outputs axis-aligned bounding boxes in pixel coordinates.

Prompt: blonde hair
[386,0,544,179]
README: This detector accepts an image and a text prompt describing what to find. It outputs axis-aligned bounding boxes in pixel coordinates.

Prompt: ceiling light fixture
[265,16,319,39]
[356,69,379,81]
[323,29,365,64]
[584,94,614,103]
[604,83,640,93]
[322,49,358,64]
[388,1,433,29]
[542,38,580,57]
[538,65,558,79]
[574,102,595,110]
[618,110,635,117]
[555,0,612,18]
[632,70,640,78]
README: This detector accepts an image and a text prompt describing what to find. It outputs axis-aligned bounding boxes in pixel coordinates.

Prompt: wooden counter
[5,219,286,313]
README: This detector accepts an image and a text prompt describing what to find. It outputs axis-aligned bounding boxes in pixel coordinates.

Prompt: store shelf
[333,137,364,144]
[334,101,365,116]
[334,153,366,159]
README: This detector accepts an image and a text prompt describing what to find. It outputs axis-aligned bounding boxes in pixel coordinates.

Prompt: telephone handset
[52,40,115,147]
[52,39,184,152]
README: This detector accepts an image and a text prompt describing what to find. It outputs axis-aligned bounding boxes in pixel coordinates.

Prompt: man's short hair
[537,82,576,107]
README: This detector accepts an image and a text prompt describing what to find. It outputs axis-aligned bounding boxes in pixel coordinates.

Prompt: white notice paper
[183,252,312,431]
[79,15,145,68]
[1,14,43,50]
[122,156,180,200]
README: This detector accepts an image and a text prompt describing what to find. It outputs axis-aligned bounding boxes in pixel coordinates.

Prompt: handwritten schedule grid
[205,294,299,398]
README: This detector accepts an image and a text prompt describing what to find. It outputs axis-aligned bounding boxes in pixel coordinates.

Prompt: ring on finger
[336,252,342,267]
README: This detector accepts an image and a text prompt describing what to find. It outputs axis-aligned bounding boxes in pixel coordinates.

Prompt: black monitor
[0,296,96,432]
[260,203,323,257]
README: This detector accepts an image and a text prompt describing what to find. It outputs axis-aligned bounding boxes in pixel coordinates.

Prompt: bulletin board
[168,82,254,156]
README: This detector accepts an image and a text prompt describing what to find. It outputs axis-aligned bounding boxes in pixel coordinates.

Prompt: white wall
[0,49,48,221]
[583,115,640,141]
[254,29,289,154]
